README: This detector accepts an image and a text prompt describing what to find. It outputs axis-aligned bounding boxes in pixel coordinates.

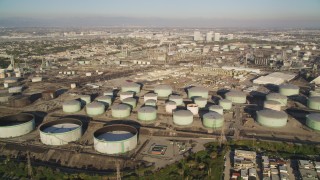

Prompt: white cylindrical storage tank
[70,83,77,89]
[8,86,23,94]
[209,105,224,115]
[0,113,35,138]
[96,95,112,107]
[154,84,172,98]
[122,97,137,109]
[306,113,320,131]
[138,106,157,121]
[266,93,287,106]
[166,101,177,114]
[308,96,320,110]
[120,91,134,101]
[309,91,320,97]
[94,125,138,154]
[264,100,282,111]
[80,95,91,105]
[145,99,157,107]
[225,91,247,104]
[256,109,288,128]
[194,97,207,108]
[144,93,157,102]
[279,84,299,96]
[203,112,224,128]
[169,95,183,106]
[111,104,131,118]
[63,100,81,113]
[86,102,105,116]
[39,118,82,145]
[219,99,232,110]
[121,82,141,93]
[187,104,199,115]
[188,87,209,99]
[173,110,193,126]
[31,76,42,82]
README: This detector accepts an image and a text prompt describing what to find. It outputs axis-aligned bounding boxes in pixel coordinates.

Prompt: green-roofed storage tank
[306,113,320,131]
[111,104,131,118]
[138,106,157,121]
[154,84,172,98]
[96,95,112,107]
[173,110,193,126]
[86,102,105,116]
[121,82,141,93]
[209,105,224,115]
[279,84,299,96]
[169,95,183,106]
[203,112,224,128]
[257,109,288,128]
[188,87,209,99]
[266,93,287,106]
[219,99,232,110]
[122,97,137,109]
[308,96,320,110]
[194,97,207,108]
[63,100,81,113]
[225,91,246,104]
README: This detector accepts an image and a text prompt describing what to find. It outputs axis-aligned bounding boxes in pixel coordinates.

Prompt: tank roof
[226,91,246,97]
[267,93,287,99]
[188,86,208,93]
[138,106,156,113]
[112,104,130,110]
[264,100,282,105]
[203,112,223,119]
[307,113,320,122]
[122,82,140,88]
[209,105,223,109]
[174,110,193,117]
[257,110,287,119]
[309,96,320,102]
[279,84,299,89]
[86,101,104,108]
[63,100,80,106]
[0,113,34,126]
[93,124,138,141]
[39,118,82,133]
[155,84,172,90]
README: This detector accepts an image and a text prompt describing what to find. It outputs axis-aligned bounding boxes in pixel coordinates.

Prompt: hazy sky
[1,0,320,27]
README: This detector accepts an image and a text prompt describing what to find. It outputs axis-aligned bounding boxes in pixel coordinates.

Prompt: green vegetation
[229,140,320,159]
[0,57,10,68]
[124,142,227,180]
[0,157,107,180]
[0,140,319,179]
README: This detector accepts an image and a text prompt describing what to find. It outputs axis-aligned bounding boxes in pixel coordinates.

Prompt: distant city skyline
[1,0,320,27]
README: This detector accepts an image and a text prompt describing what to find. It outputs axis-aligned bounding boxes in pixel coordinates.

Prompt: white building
[194,31,201,41]
[227,34,234,40]
[206,31,213,42]
[214,33,220,41]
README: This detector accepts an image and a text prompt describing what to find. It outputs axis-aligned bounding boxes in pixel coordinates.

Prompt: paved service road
[223,150,231,180]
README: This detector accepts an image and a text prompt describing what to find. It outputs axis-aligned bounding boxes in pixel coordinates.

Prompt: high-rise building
[194,31,201,41]
[214,33,220,42]
[227,34,234,40]
[206,31,213,42]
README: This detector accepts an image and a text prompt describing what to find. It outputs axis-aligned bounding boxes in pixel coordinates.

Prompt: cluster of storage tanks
[0,112,139,155]
[256,83,320,131]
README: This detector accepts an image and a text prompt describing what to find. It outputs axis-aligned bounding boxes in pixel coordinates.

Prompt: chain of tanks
[1,79,320,155]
